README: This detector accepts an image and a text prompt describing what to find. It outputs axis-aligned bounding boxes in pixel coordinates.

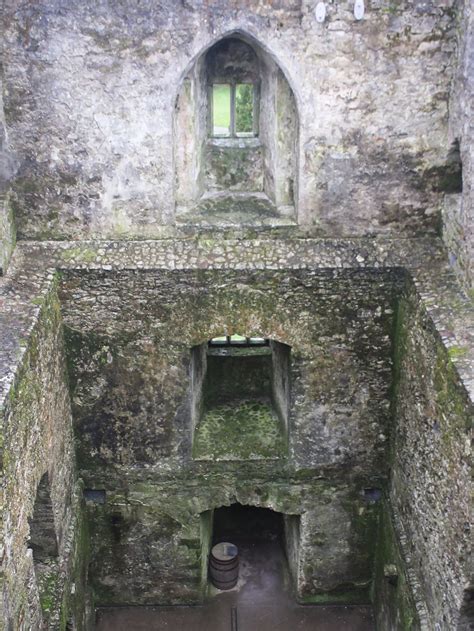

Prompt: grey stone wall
[58,267,403,605]
[0,287,90,630]
[0,74,16,275]
[445,0,473,291]
[0,195,15,276]
[59,268,402,475]
[390,280,472,630]
[1,0,460,238]
[0,237,471,627]
[204,141,264,193]
[372,502,420,630]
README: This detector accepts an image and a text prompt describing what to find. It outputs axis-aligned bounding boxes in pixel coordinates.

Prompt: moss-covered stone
[193,399,287,460]
[372,504,419,630]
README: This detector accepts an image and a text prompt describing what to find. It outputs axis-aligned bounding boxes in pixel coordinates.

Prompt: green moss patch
[300,585,371,605]
[193,399,287,461]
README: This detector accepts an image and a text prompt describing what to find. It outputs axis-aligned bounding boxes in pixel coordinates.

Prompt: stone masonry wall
[390,280,472,630]
[1,0,461,238]
[59,268,402,476]
[1,285,89,630]
[0,236,471,626]
[445,0,473,292]
[58,267,404,606]
[0,74,15,275]
[0,195,15,277]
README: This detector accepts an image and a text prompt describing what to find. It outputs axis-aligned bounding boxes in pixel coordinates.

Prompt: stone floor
[96,540,375,631]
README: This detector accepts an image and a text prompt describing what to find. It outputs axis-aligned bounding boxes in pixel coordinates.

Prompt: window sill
[208,137,261,149]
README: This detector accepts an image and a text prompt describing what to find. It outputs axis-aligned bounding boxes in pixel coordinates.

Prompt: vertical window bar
[230,84,236,137]
[253,84,258,136]
[208,85,213,136]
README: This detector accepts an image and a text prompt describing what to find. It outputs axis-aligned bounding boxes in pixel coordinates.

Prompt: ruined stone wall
[1,0,460,238]
[0,235,470,625]
[56,261,470,623]
[0,74,15,275]
[390,281,472,630]
[58,267,404,606]
[0,195,15,277]
[445,0,473,291]
[204,141,264,193]
[372,501,420,630]
[59,268,402,477]
[0,286,89,630]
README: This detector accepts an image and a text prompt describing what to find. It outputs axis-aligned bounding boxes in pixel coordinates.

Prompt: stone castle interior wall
[445,0,473,291]
[57,268,402,605]
[0,0,464,239]
[1,288,90,630]
[0,236,471,630]
[0,73,16,275]
[0,0,472,629]
[390,280,472,629]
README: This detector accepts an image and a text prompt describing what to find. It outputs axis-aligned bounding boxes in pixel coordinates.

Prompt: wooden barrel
[209,542,239,590]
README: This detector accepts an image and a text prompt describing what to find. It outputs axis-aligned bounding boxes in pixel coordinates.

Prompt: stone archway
[174,30,299,223]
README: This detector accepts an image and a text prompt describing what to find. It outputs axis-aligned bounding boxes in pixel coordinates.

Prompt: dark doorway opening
[212,503,284,546]
[207,503,301,593]
[209,503,291,599]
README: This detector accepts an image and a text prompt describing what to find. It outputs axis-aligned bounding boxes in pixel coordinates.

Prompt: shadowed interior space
[96,503,375,631]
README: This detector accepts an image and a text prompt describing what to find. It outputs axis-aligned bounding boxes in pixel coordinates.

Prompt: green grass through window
[213,84,231,133]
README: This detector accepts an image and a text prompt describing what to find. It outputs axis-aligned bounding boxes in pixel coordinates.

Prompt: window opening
[235,84,254,136]
[212,84,231,137]
[208,334,268,347]
[211,83,256,138]
[28,472,58,563]
[83,489,106,504]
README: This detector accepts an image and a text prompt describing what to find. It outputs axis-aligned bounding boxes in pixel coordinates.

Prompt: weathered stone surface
[0,286,91,630]
[0,0,472,627]
[54,266,400,604]
[1,0,461,238]
[58,267,400,473]
[0,194,15,276]
[0,76,16,276]
[205,141,264,193]
[446,0,474,291]
[0,236,471,628]
[390,280,472,630]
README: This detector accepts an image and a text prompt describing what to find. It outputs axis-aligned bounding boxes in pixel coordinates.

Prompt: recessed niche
[200,503,301,594]
[28,472,58,564]
[363,488,382,502]
[191,336,290,460]
[174,32,299,225]
[83,489,106,504]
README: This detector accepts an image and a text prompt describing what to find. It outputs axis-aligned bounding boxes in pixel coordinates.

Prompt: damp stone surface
[0,1,472,630]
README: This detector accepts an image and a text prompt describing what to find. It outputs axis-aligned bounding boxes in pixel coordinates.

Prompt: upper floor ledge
[0,236,454,278]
